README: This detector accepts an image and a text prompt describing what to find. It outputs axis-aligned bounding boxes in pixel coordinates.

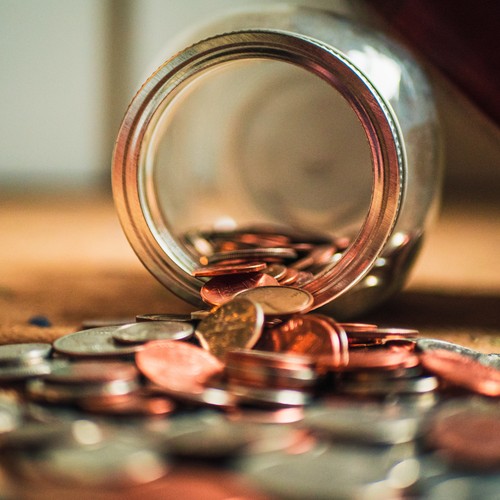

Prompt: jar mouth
[112,29,405,310]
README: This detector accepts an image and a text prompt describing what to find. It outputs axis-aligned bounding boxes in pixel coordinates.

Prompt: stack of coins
[0,343,55,381]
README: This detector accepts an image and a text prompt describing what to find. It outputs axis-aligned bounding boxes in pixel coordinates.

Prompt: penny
[235,286,314,316]
[136,340,224,395]
[315,315,349,367]
[290,244,337,270]
[256,314,340,362]
[112,321,194,344]
[226,349,317,389]
[195,298,264,360]
[53,326,143,358]
[0,360,67,382]
[337,345,419,372]
[264,263,288,281]
[192,261,267,277]
[419,349,500,396]
[200,272,279,306]
[346,327,419,345]
[277,267,299,285]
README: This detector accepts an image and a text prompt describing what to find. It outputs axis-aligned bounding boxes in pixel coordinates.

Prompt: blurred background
[1,0,499,198]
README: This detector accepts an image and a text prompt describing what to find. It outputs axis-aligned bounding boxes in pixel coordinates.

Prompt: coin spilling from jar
[0,227,499,498]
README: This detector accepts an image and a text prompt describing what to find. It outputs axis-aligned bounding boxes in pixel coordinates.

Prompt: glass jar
[112,4,442,319]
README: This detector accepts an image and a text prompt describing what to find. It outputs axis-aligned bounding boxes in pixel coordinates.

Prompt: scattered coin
[136,340,224,396]
[53,326,143,358]
[200,272,279,306]
[113,321,194,344]
[195,298,264,360]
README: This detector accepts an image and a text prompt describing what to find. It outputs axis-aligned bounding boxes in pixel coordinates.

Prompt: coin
[229,383,312,408]
[339,375,438,396]
[235,286,314,316]
[0,343,52,367]
[416,338,481,359]
[200,272,279,306]
[53,326,143,357]
[136,340,224,395]
[256,314,339,360]
[194,298,264,360]
[202,247,297,265]
[79,394,175,417]
[192,262,267,277]
[44,360,139,385]
[338,345,419,371]
[419,349,500,396]
[264,263,288,281]
[113,321,194,344]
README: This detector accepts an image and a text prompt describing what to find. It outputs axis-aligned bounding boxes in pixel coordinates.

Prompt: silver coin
[235,286,314,316]
[478,353,500,370]
[53,326,143,357]
[303,402,422,445]
[113,321,194,344]
[0,360,63,381]
[26,378,139,404]
[0,343,52,367]
[416,338,481,359]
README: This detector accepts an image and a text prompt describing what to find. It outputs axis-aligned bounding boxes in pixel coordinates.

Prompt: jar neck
[112,29,405,310]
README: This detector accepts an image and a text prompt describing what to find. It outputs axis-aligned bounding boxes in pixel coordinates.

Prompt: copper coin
[278,267,299,285]
[200,272,279,306]
[419,349,500,396]
[194,298,264,360]
[192,262,267,277]
[256,314,340,360]
[315,315,349,367]
[340,323,378,333]
[290,244,337,270]
[264,263,288,281]
[339,345,419,371]
[136,340,224,395]
[235,286,314,317]
[346,327,419,345]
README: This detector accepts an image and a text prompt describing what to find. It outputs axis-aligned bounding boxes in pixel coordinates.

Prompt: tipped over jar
[112,4,442,319]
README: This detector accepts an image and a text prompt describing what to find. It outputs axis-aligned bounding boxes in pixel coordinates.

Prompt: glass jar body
[112,4,442,319]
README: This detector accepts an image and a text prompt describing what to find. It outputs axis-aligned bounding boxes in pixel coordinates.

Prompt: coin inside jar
[112,321,194,344]
[200,273,279,307]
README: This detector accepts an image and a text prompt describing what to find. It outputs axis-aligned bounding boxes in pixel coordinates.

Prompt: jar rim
[112,29,405,310]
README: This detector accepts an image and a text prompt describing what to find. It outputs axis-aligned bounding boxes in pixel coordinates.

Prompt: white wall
[1,0,498,193]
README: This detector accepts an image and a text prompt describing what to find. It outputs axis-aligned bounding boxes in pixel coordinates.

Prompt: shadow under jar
[112,4,442,319]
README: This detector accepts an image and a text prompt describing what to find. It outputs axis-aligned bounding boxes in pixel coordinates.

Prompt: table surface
[1,191,499,353]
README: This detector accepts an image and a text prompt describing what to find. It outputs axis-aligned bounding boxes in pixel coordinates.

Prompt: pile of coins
[0,227,499,498]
